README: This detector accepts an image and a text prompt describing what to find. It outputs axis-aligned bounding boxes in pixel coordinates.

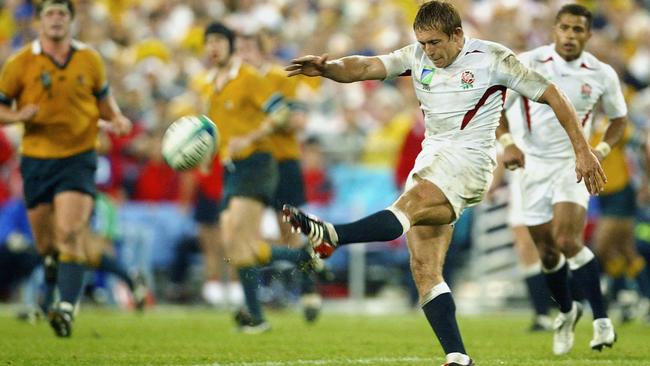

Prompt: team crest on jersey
[460,71,475,89]
[581,83,592,99]
[40,71,52,90]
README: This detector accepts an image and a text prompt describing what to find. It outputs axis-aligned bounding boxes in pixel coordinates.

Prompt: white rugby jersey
[506,44,627,159]
[378,38,549,155]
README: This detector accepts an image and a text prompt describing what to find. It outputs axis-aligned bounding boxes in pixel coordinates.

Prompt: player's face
[205,34,231,67]
[40,7,72,42]
[415,27,464,68]
[237,37,262,66]
[553,14,591,62]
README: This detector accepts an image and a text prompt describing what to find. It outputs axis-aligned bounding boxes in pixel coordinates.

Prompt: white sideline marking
[190,358,649,366]
[194,356,432,366]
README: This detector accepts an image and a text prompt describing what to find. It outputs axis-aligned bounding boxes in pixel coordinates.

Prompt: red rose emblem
[461,71,475,85]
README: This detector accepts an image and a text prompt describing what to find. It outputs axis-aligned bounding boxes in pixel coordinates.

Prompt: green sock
[57,261,86,305]
[238,266,263,322]
[271,247,311,267]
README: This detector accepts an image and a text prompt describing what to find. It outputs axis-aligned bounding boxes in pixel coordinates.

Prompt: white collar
[31,39,85,55]
[548,44,595,69]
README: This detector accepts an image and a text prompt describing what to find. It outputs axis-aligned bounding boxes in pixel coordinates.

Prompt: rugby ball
[162,115,219,171]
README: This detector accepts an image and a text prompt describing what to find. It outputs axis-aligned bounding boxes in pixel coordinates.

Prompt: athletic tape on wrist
[594,141,611,158]
[498,132,515,148]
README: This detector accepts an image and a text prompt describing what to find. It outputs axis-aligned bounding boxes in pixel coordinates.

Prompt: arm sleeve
[493,49,549,102]
[601,64,627,119]
[377,44,416,80]
[90,50,109,100]
[0,56,21,106]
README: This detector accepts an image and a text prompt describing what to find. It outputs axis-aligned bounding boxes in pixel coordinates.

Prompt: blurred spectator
[360,86,413,170]
[0,199,39,301]
[302,136,333,206]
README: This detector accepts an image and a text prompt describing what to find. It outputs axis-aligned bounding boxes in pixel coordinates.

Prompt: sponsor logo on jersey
[461,70,475,89]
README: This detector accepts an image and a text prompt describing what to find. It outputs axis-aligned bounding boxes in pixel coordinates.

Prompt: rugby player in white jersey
[283,2,604,365]
[496,4,626,356]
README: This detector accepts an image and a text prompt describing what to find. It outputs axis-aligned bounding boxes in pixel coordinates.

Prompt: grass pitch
[0,307,648,366]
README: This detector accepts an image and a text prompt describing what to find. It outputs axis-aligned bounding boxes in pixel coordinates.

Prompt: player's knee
[554,234,581,255]
[56,225,84,245]
[539,249,561,270]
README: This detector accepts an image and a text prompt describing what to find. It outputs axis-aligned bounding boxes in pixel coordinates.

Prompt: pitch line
[194,356,432,366]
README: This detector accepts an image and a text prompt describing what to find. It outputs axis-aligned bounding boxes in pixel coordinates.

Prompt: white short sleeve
[493,50,549,102]
[601,64,628,119]
[377,44,417,80]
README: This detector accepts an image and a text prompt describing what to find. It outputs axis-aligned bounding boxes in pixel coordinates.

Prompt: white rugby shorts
[519,155,589,226]
[404,140,495,221]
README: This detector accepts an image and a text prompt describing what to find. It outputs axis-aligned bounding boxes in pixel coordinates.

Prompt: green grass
[0,307,648,366]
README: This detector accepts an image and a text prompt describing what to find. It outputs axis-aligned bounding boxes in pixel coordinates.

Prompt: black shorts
[272,159,306,210]
[20,150,97,209]
[194,190,222,225]
[223,152,278,206]
[597,183,637,218]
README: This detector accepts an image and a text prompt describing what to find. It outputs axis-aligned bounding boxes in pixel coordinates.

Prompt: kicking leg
[283,177,455,257]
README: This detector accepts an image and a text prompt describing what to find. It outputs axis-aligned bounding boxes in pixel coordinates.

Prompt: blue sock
[571,258,608,319]
[569,273,585,302]
[525,272,550,316]
[422,292,466,355]
[57,261,86,305]
[238,266,263,322]
[543,259,573,313]
[335,210,405,245]
[98,254,134,290]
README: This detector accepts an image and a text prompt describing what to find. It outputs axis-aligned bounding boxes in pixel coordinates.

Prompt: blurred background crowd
[1,0,650,323]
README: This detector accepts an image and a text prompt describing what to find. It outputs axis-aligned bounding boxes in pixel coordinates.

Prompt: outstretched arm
[285,53,387,83]
[538,83,606,194]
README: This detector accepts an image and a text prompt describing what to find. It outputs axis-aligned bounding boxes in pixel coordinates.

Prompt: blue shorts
[272,159,306,210]
[596,183,637,218]
[20,150,97,209]
[223,152,278,206]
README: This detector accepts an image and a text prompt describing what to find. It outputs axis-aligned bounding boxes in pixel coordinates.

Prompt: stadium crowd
[0,0,650,324]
